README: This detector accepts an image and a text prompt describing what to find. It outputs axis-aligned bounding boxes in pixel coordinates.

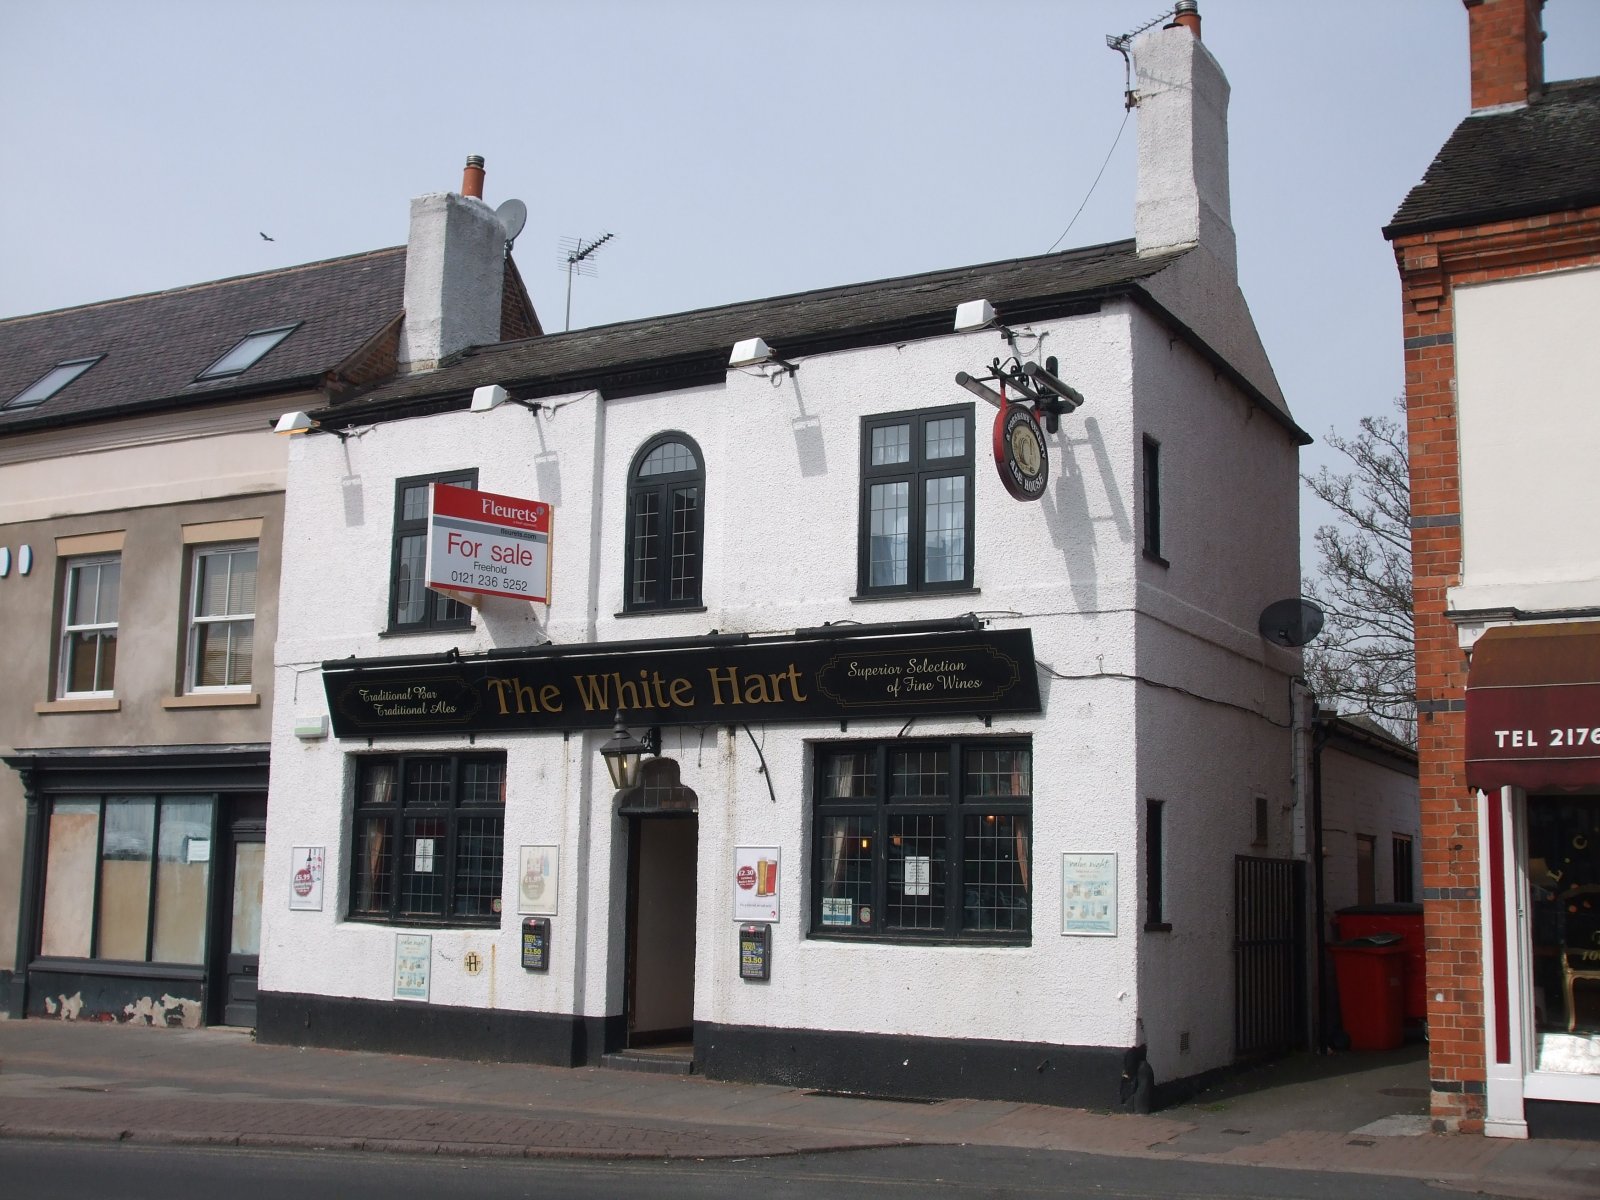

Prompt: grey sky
[3,0,1598,549]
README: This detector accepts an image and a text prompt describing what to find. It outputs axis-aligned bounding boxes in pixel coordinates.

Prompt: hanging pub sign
[323,625,1040,739]
[425,483,552,604]
[994,402,1048,501]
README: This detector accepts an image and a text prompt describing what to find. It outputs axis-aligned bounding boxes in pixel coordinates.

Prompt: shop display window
[812,739,1030,942]
[37,794,214,965]
[1526,794,1600,1074]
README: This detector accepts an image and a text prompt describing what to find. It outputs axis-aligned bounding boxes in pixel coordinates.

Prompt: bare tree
[1302,399,1415,744]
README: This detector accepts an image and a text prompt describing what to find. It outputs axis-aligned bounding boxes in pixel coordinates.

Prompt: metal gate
[1234,855,1307,1058]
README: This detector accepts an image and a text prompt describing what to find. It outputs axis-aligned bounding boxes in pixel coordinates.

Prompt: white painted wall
[1319,740,1420,920]
[261,296,1301,1080]
[1452,266,1600,614]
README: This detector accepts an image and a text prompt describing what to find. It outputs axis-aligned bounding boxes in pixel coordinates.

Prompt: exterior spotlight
[954,299,997,333]
[274,410,349,440]
[470,384,508,412]
[274,411,317,435]
[729,337,798,375]
[470,383,542,415]
[599,711,659,791]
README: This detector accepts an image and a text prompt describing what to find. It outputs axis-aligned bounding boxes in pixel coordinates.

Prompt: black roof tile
[0,247,407,432]
[332,238,1187,420]
[1386,76,1600,237]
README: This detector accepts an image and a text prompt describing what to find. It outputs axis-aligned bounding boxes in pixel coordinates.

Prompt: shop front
[6,746,269,1028]
[1466,622,1600,1138]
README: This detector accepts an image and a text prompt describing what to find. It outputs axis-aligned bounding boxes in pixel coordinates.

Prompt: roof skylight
[4,356,104,410]
[196,323,299,381]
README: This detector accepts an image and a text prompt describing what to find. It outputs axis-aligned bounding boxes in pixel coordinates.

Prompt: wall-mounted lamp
[470,383,543,415]
[954,298,998,334]
[729,337,798,376]
[599,711,660,791]
[273,410,349,440]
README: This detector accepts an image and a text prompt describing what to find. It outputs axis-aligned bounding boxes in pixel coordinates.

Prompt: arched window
[625,433,704,611]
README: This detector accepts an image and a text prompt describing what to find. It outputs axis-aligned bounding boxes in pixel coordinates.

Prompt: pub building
[256,7,1321,1107]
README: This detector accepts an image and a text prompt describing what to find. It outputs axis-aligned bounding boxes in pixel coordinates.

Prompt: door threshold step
[601,1049,695,1075]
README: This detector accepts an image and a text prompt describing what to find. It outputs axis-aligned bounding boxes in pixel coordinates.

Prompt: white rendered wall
[1125,302,1303,1080]
[262,298,1300,1069]
[1452,266,1600,614]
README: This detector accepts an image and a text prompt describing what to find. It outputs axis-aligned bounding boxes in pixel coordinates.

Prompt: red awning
[1465,621,1600,792]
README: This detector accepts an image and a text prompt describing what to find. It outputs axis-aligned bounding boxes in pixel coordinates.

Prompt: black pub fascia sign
[323,627,1040,738]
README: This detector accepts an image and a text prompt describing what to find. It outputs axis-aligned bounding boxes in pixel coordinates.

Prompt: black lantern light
[599,711,657,791]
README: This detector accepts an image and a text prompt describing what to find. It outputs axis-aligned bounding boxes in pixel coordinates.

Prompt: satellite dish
[495,198,528,246]
[1258,598,1325,648]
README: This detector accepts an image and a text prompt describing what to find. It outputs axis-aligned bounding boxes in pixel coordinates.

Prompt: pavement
[2,1020,1599,1198]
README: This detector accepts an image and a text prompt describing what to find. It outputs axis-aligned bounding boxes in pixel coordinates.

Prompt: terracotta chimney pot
[462,155,486,200]
[1172,0,1201,38]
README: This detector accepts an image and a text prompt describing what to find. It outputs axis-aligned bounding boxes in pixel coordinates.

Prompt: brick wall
[1393,204,1600,1131]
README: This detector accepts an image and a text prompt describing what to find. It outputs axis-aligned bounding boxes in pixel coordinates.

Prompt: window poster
[414,837,435,874]
[289,845,325,911]
[821,897,853,926]
[1061,852,1117,936]
[518,846,559,915]
[733,847,780,922]
[395,933,432,1001]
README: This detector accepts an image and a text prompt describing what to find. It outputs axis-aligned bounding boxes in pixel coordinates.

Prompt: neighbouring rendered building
[253,7,1342,1109]
[0,160,539,1026]
[1386,0,1600,1138]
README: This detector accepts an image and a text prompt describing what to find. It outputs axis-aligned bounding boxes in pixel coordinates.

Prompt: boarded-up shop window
[40,800,100,958]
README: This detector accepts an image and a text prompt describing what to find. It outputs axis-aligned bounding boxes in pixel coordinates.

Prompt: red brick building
[1386,0,1600,1139]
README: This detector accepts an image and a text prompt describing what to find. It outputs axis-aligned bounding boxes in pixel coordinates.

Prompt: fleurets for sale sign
[425,483,551,604]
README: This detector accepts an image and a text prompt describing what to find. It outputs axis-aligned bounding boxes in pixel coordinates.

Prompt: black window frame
[1145,798,1169,931]
[6,355,103,410]
[1141,434,1166,565]
[857,404,975,596]
[810,737,1031,945]
[348,752,506,927]
[1392,833,1415,903]
[623,432,705,613]
[388,469,477,634]
[195,323,300,381]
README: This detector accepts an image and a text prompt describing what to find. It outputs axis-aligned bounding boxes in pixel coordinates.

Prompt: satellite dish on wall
[1258,598,1325,648]
[495,199,528,248]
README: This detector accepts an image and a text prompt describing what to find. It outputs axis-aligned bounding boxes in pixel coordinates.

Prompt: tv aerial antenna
[558,231,615,332]
[1107,9,1175,108]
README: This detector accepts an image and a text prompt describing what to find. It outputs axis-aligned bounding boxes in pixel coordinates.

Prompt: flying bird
[259,232,275,242]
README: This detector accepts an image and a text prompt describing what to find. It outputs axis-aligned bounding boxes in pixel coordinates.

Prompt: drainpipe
[1310,714,1332,1051]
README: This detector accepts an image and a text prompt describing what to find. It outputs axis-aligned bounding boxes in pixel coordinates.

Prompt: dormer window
[5,356,103,410]
[196,324,299,381]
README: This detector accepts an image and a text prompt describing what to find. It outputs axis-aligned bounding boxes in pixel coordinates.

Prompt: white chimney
[398,156,506,373]
[1131,3,1236,273]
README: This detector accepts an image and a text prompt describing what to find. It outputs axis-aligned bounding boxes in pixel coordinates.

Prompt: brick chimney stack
[1465,0,1545,110]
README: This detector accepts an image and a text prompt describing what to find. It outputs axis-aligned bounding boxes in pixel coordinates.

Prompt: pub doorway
[624,812,699,1052]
